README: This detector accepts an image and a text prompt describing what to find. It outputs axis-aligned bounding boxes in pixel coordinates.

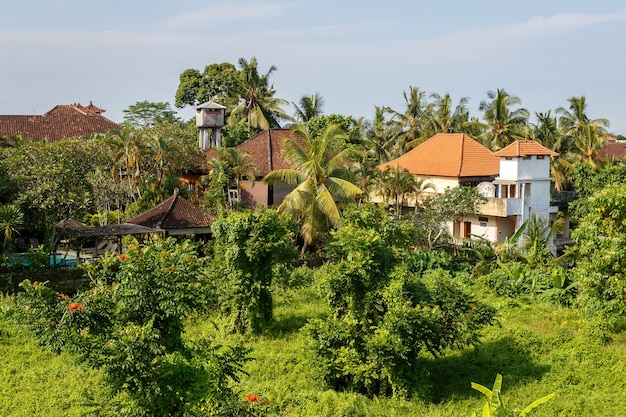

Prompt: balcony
[479,197,522,217]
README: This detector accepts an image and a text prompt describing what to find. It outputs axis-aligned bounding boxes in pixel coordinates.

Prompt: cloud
[162,3,295,29]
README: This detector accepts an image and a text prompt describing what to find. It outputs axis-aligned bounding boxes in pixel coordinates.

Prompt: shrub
[17,237,250,416]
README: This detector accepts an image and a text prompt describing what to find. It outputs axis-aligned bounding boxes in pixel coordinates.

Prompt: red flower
[246,394,261,403]
[68,302,84,311]
[120,254,130,261]
[471,306,477,312]
[59,293,69,300]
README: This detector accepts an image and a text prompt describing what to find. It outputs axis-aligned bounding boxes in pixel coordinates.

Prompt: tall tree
[228,57,292,131]
[478,88,529,150]
[531,111,572,190]
[122,101,179,128]
[426,92,470,136]
[106,126,149,200]
[293,93,325,122]
[383,86,429,157]
[263,123,362,255]
[174,63,240,108]
[557,96,610,167]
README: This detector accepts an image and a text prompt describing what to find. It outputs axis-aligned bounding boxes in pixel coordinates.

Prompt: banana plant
[471,374,555,417]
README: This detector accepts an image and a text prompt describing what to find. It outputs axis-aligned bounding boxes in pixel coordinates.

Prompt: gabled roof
[0,102,119,142]
[493,140,558,157]
[126,190,213,229]
[597,141,626,161]
[378,133,500,178]
[206,128,300,177]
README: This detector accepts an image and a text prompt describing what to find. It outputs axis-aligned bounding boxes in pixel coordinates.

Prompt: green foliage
[306,215,495,398]
[471,373,555,417]
[571,183,626,319]
[211,209,298,333]
[16,238,250,416]
[414,186,486,250]
[122,101,180,128]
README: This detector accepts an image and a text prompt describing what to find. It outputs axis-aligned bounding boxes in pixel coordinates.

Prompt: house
[126,189,213,239]
[375,133,560,246]
[0,102,120,142]
[198,129,299,208]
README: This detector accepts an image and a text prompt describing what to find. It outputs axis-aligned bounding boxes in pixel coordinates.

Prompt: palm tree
[426,92,470,136]
[376,165,436,217]
[263,123,362,255]
[531,111,572,191]
[478,88,530,150]
[221,148,257,201]
[106,126,148,199]
[0,203,23,252]
[383,86,429,157]
[363,106,393,163]
[557,96,610,167]
[229,57,292,131]
[293,93,325,122]
[147,132,174,190]
[557,96,610,140]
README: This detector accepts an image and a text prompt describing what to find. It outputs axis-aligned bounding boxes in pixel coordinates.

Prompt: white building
[375,133,559,246]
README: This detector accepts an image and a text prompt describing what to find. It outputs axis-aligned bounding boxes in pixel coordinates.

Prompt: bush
[16,237,251,416]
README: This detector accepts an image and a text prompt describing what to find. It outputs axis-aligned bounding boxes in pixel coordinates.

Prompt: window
[523,155,531,160]
[524,183,531,198]
[537,155,545,159]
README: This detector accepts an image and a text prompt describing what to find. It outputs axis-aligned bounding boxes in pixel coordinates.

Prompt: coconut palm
[557,96,610,140]
[106,126,148,198]
[531,111,573,190]
[229,57,292,131]
[478,88,530,150]
[383,86,429,157]
[263,123,362,255]
[0,203,23,252]
[557,96,610,168]
[293,93,325,122]
[363,106,394,163]
[426,92,470,136]
[376,165,434,217]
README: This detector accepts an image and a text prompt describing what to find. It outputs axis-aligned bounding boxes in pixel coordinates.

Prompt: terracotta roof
[597,141,626,161]
[493,140,558,157]
[126,190,213,229]
[378,133,500,178]
[205,129,300,177]
[0,102,119,142]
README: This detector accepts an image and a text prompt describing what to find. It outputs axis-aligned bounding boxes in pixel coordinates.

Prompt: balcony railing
[479,197,522,217]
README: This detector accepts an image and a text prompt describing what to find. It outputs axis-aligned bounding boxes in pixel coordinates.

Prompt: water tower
[196,100,226,150]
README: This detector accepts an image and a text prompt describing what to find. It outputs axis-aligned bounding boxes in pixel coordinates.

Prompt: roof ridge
[457,134,465,177]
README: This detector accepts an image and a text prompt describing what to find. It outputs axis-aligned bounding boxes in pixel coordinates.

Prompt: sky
[1,1,625,134]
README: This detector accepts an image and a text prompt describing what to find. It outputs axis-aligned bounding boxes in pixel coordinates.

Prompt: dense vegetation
[1,56,626,416]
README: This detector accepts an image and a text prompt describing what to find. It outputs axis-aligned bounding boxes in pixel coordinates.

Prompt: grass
[2,283,626,416]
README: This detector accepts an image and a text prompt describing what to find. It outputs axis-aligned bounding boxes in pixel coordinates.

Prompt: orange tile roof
[493,140,558,157]
[378,133,500,178]
[0,102,119,142]
[597,141,626,161]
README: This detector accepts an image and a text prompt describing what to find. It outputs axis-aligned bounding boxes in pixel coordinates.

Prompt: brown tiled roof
[378,133,500,178]
[493,140,558,158]
[205,129,299,177]
[126,190,213,229]
[0,102,119,142]
[597,141,626,161]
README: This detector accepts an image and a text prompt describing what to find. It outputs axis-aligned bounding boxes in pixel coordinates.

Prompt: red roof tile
[597,141,626,161]
[0,102,119,142]
[126,190,213,229]
[378,133,500,178]
[205,129,299,177]
[493,140,558,157]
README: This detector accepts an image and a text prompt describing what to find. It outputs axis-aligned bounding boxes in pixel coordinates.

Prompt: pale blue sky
[1,1,625,134]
